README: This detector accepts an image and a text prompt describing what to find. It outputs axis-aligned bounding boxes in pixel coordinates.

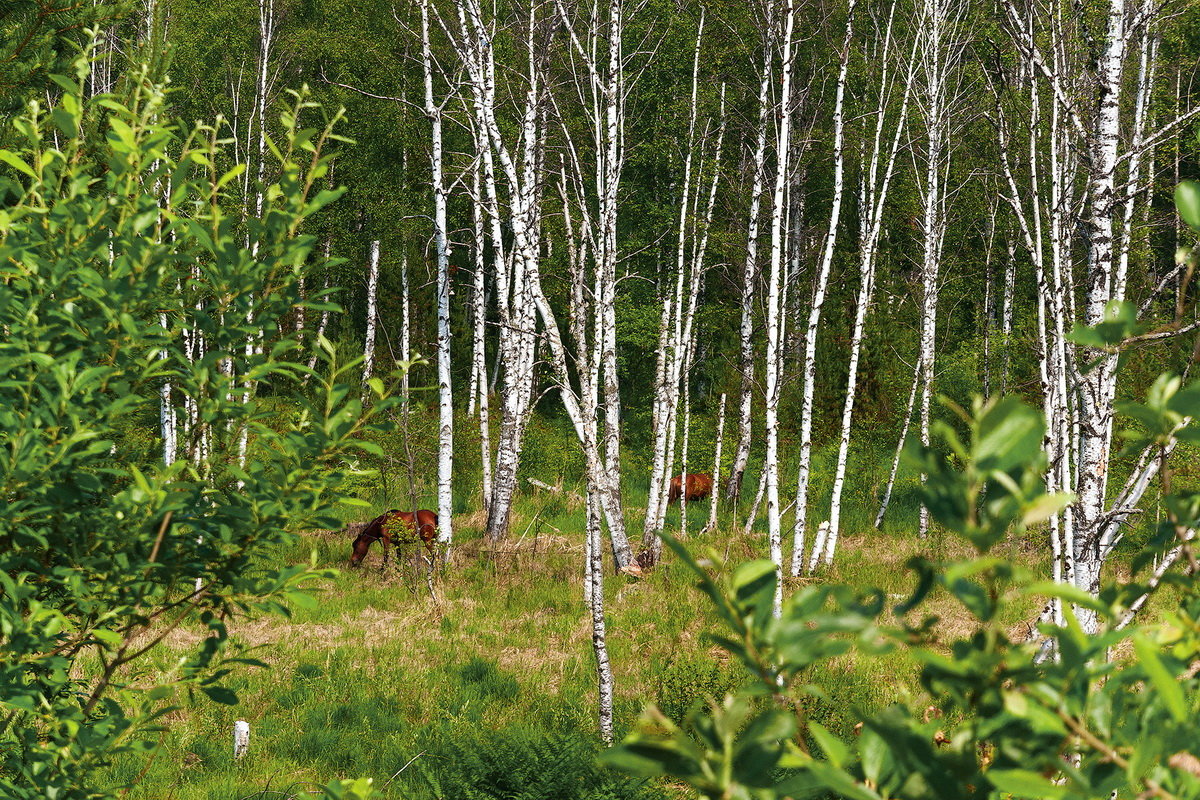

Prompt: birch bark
[585,487,614,744]
[820,4,912,567]
[725,19,774,503]
[793,0,855,575]
[361,239,381,391]
[997,0,1187,633]
[641,14,718,563]
[422,0,454,553]
[764,0,796,615]
[913,0,964,538]
[705,393,726,534]
[449,0,542,541]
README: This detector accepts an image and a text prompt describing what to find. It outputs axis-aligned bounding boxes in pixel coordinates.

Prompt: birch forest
[5,0,1200,793]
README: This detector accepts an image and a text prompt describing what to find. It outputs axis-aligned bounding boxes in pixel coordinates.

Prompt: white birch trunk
[361,239,381,390]
[451,0,542,541]
[794,0,855,575]
[159,312,176,466]
[875,359,921,529]
[913,0,963,539]
[821,5,911,566]
[705,393,726,534]
[423,0,454,553]
[641,13,708,562]
[764,0,796,616]
[725,30,773,503]
[470,164,493,513]
[585,487,614,744]
[305,268,332,378]
[401,254,411,397]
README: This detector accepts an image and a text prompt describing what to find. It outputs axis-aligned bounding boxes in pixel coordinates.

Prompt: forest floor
[105,493,1065,799]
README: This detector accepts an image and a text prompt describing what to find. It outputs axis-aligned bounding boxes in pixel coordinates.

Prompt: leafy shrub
[0,59,388,799]
[606,394,1200,799]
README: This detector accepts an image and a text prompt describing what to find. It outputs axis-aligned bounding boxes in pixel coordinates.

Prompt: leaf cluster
[605,396,1200,800]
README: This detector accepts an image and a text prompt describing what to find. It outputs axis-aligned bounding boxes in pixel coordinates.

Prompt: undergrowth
[96,432,1156,798]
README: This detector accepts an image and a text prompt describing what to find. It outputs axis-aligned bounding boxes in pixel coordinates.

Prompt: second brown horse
[349,509,439,567]
[667,472,713,504]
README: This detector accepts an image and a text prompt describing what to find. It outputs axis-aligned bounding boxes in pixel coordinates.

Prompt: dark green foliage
[0,1,121,112]
[455,657,521,706]
[412,725,669,800]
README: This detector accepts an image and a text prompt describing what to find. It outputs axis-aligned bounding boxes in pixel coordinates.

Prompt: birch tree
[996,0,1200,633]
[816,2,913,568]
[422,0,454,553]
[446,0,543,542]
[725,6,775,503]
[547,0,640,566]
[640,14,725,565]
[584,487,614,743]
[469,161,493,514]
[762,0,796,613]
[361,239,381,391]
[792,0,855,575]
[912,0,966,538]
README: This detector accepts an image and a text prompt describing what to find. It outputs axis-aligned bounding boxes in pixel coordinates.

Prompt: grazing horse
[667,472,713,504]
[348,509,439,567]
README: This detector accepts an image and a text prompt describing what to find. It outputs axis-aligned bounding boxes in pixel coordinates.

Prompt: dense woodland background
[8,0,1200,638]
[5,0,1200,794]
[12,0,1192,509]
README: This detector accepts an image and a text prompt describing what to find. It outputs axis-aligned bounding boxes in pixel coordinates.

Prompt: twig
[381,751,426,789]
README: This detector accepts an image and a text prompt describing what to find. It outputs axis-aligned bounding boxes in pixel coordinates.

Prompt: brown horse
[667,472,713,504]
[348,509,439,567]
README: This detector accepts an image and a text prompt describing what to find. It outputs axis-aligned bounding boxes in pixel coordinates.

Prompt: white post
[233,720,250,759]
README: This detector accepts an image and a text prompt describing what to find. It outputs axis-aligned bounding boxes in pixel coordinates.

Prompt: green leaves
[611,386,1200,800]
[987,769,1069,799]
[0,65,388,799]
[1068,300,1138,351]
[1175,180,1200,232]
[907,395,1069,554]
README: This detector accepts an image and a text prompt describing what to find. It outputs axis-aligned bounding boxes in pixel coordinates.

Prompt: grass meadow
[99,435,1114,799]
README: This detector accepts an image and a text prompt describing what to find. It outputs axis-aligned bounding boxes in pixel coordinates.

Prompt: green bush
[0,58,387,798]
[607,393,1200,799]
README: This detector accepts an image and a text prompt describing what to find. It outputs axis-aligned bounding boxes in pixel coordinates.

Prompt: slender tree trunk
[764,0,796,616]
[361,239,381,391]
[875,360,921,529]
[913,0,963,538]
[452,0,542,541]
[1071,0,1127,633]
[821,5,911,566]
[641,14,711,563]
[160,312,176,466]
[470,164,493,513]
[585,487,614,744]
[423,0,454,554]
[726,27,773,503]
[705,393,726,533]
[794,0,855,575]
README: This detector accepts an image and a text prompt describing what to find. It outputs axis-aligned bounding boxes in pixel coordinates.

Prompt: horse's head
[346,521,375,567]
